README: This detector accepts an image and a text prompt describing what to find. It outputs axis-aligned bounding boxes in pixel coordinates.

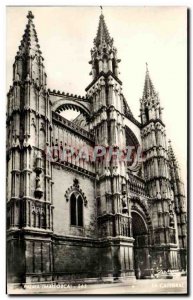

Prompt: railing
[128,172,147,196]
[52,111,94,142]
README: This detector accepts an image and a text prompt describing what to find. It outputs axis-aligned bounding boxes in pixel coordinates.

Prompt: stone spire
[168,140,184,184]
[142,63,157,99]
[140,63,162,125]
[13,11,47,86]
[88,11,121,80]
[94,12,113,47]
[168,140,178,165]
[17,11,43,57]
[168,139,186,209]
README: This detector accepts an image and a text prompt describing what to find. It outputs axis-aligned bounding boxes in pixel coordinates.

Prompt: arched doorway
[132,211,150,279]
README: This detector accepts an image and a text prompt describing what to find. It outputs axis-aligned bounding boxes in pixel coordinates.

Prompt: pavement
[8,276,187,295]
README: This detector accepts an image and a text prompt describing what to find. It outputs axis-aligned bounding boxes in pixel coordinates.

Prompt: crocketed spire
[88,11,121,82]
[168,140,186,212]
[13,11,47,85]
[168,140,176,160]
[94,13,113,47]
[143,63,156,99]
[17,11,43,57]
[168,140,183,177]
[168,140,179,168]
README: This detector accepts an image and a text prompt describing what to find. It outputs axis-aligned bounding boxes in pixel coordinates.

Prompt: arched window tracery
[70,192,83,227]
[65,178,87,227]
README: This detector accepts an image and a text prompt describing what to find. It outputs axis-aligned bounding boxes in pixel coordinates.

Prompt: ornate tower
[86,12,134,280]
[6,11,53,283]
[140,64,179,270]
[168,141,187,270]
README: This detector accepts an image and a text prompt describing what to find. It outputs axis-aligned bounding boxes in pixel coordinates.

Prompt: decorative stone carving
[34,175,43,199]
[65,178,88,206]
[122,195,128,213]
[40,121,45,132]
[31,117,36,128]
[169,213,175,227]
[35,152,42,174]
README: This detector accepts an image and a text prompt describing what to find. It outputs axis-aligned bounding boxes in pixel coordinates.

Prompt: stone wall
[7,236,25,283]
[53,238,100,280]
[52,165,97,237]
[25,238,53,283]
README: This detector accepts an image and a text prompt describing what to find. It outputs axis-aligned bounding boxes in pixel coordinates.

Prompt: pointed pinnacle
[94,12,112,46]
[16,11,44,59]
[168,140,177,161]
[143,63,156,99]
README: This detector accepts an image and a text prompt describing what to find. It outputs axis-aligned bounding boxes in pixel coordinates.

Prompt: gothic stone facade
[6,11,187,284]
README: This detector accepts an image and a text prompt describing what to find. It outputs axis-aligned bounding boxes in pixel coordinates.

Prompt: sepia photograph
[6,6,187,295]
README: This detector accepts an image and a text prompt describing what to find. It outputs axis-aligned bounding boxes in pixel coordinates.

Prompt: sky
[6,6,187,190]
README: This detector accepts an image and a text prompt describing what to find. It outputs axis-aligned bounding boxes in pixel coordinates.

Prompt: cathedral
[6,10,187,285]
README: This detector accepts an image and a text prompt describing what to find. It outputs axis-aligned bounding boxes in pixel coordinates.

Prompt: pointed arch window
[70,192,83,227]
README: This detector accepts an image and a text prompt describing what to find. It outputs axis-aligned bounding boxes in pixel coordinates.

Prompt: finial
[100,6,103,15]
[146,62,149,73]
[27,11,34,20]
